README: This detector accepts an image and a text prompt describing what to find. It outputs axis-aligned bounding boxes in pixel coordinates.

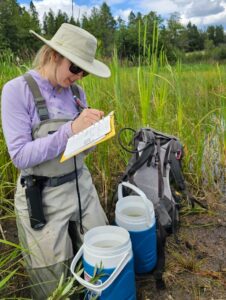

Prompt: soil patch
[136,193,226,300]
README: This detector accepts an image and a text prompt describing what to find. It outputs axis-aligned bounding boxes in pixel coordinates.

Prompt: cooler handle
[70,245,131,296]
[118,181,151,226]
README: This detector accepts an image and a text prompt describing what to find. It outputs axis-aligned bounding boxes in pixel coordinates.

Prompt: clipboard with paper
[60,111,115,162]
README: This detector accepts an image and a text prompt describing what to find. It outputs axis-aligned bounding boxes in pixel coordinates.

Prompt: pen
[73,95,89,113]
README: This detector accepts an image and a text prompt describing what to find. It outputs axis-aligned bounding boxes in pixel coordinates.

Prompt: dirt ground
[136,191,226,300]
[1,189,226,300]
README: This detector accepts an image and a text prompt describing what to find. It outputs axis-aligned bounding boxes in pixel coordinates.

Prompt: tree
[82,8,100,36]
[124,11,143,59]
[186,22,204,51]
[0,0,21,51]
[1,1,226,63]
[69,16,79,26]
[167,13,185,48]
[43,9,56,36]
[0,0,41,54]
[159,12,186,61]
[29,1,40,31]
[142,12,163,55]
[55,10,69,30]
[98,2,116,55]
[215,25,224,45]
[207,25,215,45]
[115,16,128,59]
[128,11,136,26]
[82,2,116,56]
[207,25,225,46]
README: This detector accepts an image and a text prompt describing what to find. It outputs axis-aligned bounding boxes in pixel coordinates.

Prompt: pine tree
[55,10,69,30]
[29,1,40,30]
[43,9,56,37]
[82,2,116,57]
[0,0,41,54]
[0,0,21,51]
[99,2,116,56]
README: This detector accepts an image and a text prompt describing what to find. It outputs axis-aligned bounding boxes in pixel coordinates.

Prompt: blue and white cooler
[116,182,157,274]
[70,225,136,300]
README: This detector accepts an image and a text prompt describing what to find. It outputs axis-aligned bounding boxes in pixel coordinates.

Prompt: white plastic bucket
[115,182,157,273]
[70,225,136,299]
[116,182,155,231]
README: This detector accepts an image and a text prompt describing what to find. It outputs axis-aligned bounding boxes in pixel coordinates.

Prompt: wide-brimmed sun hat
[30,23,111,78]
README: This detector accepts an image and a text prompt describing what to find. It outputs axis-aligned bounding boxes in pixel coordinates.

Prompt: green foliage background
[1,1,226,63]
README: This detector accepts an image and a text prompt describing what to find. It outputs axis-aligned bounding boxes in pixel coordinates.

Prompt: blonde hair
[32,45,63,70]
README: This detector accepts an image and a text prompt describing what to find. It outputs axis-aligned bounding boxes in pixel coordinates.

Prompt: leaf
[0,268,18,289]
[58,273,65,289]
[61,278,75,296]
[0,239,28,252]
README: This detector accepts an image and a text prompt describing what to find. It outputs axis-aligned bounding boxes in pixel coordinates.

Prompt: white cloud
[172,0,190,5]
[91,0,127,5]
[20,0,93,23]
[104,0,127,4]
[179,1,226,28]
[186,0,224,17]
[131,0,178,15]
[114,8,133,21]
[19,0,226,29]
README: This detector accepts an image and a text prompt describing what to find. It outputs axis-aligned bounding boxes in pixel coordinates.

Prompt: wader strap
[74,157,84,235]
[43,170,82,187]
[68,221,78,255]
[23,73,49,121]
[21,170,82,188]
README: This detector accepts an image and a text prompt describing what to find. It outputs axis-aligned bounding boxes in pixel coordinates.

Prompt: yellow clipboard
[60,112,115,163]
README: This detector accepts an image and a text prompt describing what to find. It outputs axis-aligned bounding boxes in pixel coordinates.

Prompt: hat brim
[30,30,111,78]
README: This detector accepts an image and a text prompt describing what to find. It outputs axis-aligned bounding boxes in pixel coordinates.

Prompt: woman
[1,23,110,299]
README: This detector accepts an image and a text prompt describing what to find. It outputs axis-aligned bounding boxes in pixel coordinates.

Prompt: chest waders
[21,73,85,234]
[15,73,108,299]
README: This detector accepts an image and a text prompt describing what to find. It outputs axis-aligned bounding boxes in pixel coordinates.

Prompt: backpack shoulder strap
[153,219,167,290]
[23,73,49,121]
[123,142,155,181]
[156,138,164,199]
[121,128,156,180]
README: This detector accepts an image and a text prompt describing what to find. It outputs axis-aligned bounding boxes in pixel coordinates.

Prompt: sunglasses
[69,63,89,77]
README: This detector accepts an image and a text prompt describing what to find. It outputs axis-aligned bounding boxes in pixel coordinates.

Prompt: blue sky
[18,0,226,29]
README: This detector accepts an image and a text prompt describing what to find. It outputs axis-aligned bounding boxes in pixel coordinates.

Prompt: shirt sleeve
[1,79,72,170]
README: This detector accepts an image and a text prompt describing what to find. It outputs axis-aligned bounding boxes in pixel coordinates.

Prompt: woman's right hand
[71,108,104,135]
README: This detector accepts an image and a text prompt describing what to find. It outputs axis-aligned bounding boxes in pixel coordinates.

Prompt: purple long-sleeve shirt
[1,70,87,170]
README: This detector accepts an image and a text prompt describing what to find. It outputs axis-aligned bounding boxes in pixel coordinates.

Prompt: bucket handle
[118,181,151,226]
[70,245,131,296]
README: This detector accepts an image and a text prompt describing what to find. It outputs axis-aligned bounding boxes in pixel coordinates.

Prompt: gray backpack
[116,127,206,289]
[118,127,187,233]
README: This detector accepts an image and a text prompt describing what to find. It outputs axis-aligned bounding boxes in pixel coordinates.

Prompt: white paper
[64,115,111,158]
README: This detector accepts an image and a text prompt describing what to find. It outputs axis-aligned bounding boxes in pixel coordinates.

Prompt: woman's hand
[71,108,104,134]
